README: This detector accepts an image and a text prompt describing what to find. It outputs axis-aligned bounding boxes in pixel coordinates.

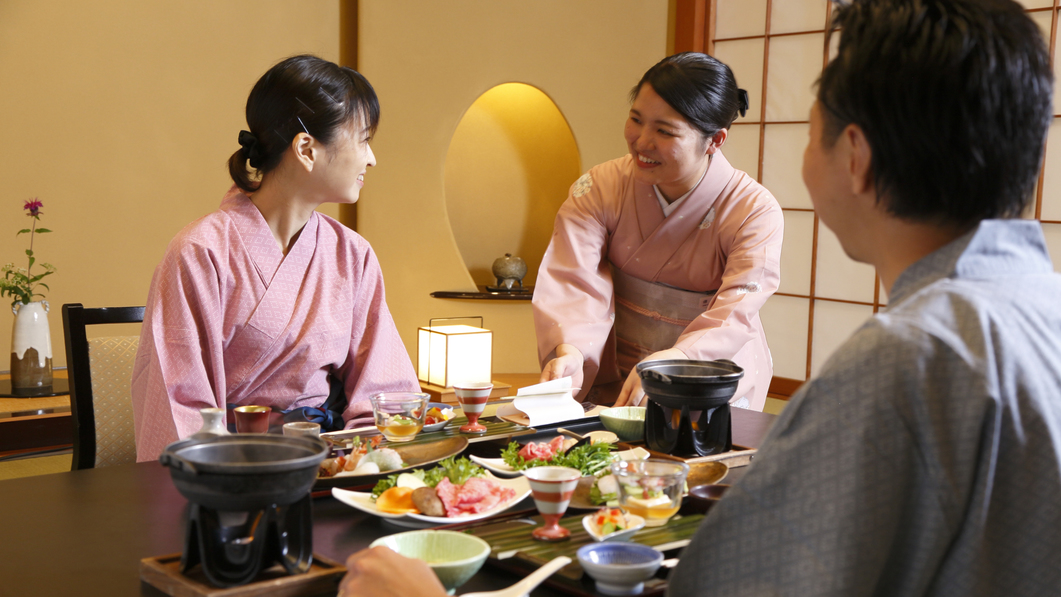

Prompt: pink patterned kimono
[132,188,419,460]
[533,153,783,411]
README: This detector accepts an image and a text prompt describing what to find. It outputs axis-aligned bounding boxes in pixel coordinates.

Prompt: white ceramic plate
[470,447,651,479]
[331,471,531,528]
[582,512,646,542]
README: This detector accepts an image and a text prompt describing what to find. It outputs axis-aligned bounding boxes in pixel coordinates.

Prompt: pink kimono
[132,188,419,460]
[533,153,783,411]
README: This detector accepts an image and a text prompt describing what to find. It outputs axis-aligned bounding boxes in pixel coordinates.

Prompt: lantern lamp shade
[417,324,492,388]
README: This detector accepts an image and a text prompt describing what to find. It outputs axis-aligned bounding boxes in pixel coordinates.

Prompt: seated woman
[131,55,420,460]
[534,53,783,410]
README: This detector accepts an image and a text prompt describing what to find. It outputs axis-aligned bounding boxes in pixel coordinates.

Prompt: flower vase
[11,300,53,389]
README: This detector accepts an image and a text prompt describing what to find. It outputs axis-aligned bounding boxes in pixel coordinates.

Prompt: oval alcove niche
[444,83,581,292]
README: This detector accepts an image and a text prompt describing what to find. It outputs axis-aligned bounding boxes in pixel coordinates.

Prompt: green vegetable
[371,456,485,500]
[500,440,617,476]
[589,483,618,506]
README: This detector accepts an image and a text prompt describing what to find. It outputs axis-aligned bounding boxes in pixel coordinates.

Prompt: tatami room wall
[355,0,670,375]
[0,0,344,367]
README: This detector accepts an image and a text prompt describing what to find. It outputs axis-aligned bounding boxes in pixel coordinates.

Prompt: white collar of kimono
[653,158,710,217]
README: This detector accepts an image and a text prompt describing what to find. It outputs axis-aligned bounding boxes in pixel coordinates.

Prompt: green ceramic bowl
[370,530,490,593]
[599,407,647,442]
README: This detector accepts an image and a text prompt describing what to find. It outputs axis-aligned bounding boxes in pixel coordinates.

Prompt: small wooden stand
[140,553,345,597]
[418,380,512,405]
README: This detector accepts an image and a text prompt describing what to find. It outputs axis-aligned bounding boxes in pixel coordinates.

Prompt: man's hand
[614,348,687,407]
[539,343,585,389]
[339,546,447,597]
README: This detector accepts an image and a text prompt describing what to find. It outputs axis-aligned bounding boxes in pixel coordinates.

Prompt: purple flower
[23,199,42,217]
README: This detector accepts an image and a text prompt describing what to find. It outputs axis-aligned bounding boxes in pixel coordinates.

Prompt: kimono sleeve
[335,242,420,427]
[532,168,621,387]
[131,240,227,461]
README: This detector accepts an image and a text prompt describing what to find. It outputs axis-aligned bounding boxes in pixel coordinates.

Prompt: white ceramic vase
[10,300,52,389]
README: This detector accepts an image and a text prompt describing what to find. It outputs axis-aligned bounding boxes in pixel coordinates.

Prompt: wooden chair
[62,303,145,470]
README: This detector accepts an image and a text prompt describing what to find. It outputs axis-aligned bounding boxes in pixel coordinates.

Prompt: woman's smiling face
[623,84,713,202]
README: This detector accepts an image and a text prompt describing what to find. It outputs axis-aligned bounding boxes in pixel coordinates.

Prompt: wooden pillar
[338,0,359,231]
[672,0,713,55]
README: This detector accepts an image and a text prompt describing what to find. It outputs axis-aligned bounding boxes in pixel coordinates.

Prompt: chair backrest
[62,303,145,470]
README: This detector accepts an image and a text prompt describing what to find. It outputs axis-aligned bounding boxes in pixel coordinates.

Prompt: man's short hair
[818,0,1053,226]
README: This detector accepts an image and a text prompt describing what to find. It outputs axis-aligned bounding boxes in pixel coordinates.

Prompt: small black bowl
[684,484,730,515]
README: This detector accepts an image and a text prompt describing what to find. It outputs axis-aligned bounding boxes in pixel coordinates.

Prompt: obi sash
[610,263,716,377]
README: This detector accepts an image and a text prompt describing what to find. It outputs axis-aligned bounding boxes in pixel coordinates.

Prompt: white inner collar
[654,159,710,217]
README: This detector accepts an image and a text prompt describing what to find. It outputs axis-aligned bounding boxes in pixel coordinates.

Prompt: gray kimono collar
[888,219,1054,305]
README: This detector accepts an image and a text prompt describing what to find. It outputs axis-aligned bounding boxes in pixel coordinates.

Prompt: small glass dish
[370,392,429,442]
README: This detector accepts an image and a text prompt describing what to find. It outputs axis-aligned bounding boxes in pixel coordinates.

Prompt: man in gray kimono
[666,0,1061,595]
[337,1,1060,595]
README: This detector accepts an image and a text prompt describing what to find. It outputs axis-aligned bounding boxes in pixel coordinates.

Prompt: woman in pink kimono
[131,55,420,460]
[534,53,783,411]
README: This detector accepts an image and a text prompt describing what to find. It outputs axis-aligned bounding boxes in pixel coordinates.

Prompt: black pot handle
[159,452,199,475]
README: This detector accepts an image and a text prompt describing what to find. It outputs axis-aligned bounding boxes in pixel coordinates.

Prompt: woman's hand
[540,344,585,388]
[614,348,688,407]
[339,546,447,597]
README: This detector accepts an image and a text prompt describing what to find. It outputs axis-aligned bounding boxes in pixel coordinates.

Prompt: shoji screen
[705,0,1061,391]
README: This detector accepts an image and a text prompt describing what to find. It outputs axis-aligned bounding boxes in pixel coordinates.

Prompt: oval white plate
[331,471,531,528]
[470,447,651,479]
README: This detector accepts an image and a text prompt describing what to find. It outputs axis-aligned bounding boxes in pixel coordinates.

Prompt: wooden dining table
[0,407,776,597]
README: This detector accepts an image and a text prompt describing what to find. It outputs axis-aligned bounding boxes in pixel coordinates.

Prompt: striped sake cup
[453,382,492,433]
[523,466,582,541]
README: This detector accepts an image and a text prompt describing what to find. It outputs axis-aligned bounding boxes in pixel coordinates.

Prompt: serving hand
[340,546,447,597]
[614,348,687,407]
[539,343,585,389]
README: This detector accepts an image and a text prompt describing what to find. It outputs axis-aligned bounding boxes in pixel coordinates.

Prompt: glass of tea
[611,459,689,527]
[370,392,430,442]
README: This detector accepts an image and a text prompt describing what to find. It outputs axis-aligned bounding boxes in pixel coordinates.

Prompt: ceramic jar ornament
[491,253,528,290]
[10,300,52,389]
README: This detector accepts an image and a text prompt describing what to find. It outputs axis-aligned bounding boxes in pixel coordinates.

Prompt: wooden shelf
[430,285,533,301]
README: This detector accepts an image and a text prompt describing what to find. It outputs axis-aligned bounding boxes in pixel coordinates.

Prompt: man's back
[668,220,1061,596]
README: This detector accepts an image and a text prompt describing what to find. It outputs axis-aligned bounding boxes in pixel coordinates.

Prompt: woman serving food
[132,55,420,460]
[534,52,784,411]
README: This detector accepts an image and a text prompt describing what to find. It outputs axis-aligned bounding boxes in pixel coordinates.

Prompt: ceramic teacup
[453,382,492,433]
[523,466,582,541]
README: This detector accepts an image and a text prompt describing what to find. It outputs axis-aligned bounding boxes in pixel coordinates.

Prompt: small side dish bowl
[685,483,730,515]
[421,402,456,432]
[577,542,663,596]
[599,407,646,442]
[370,530,490,593]
[582,511,646,542]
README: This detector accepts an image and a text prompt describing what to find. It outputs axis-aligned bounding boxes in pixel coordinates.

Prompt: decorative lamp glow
[417,317,492,388]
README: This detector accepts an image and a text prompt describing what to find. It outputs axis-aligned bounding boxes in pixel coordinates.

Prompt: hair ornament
[737,89,749,118]
[238,130,264,169]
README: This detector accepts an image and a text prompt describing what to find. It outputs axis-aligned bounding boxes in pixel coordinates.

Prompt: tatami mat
[0,453,71,480]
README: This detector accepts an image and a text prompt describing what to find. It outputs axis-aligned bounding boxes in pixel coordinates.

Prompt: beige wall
[358,0,670,375]
[0,0,341,367]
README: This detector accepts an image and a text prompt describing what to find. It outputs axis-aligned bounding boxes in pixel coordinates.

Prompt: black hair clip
[737,89,749,118]
[238,130,264,169]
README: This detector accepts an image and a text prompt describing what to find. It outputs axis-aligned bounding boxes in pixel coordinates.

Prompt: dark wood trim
[0,413,72,454]
[1035,5,1058,220]
[673,0,709,54]
[339,0,359,232]
[768,376,803,399]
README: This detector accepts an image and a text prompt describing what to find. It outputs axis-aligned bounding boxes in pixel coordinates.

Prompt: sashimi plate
[469,447,652,478]
[331,471,531,529]
[315,436,468,490]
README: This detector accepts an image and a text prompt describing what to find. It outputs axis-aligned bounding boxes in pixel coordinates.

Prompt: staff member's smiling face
[624,84,718,202]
